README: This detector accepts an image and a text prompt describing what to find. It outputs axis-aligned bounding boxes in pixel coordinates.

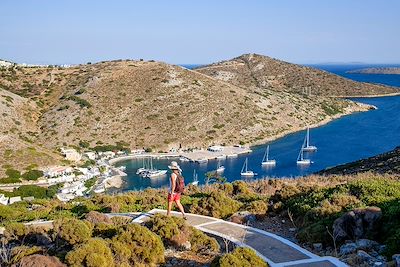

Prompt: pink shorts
[168,193,181,202]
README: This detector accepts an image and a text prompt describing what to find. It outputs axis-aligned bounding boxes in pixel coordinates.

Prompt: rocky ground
[318,146,400,175]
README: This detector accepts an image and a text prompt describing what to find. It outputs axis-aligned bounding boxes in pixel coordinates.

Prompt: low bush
[65,238,114,267]
[212,247,267,267]
[110,223,164,266]
[189,191,241,219]
[21,169,43,180]
[145,214,220,253]
[52,218,93,246]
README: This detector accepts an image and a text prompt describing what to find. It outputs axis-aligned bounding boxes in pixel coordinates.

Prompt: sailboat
[297,143,311,165]
[136,157,148,175]
[143,158,167,178]
[190,170,199,186]
[216,161,225,173]
[261,145,276,166]
[240,158,255,176]
[302,128,317,152]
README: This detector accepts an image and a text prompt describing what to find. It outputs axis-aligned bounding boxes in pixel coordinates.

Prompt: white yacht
[240,158,255,176]
[216,154,226,160]
[302,128,317,152]
[261,145,276,166]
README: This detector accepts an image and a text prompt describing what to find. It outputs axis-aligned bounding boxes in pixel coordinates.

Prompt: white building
[0,194,9,205]
[208,145,223,152]
[45,166,74,178]
[9,196,22,205]
[60,148,82,162]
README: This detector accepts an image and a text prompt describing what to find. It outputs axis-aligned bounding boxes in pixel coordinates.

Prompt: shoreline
[109,101,373,166]
[334,92,400,98]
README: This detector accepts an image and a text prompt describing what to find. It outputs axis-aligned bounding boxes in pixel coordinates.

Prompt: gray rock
[357,250,374,262]
[356,239,379,250]
[377,245,387,254]
[313,243,323,252]
[181,241,191,250]
[392,254,400,267]
[333,207,382,242]
[230,211,256,224]
[340,243,357,255]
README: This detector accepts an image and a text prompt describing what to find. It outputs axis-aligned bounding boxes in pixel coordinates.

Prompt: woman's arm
[170,173,177,193]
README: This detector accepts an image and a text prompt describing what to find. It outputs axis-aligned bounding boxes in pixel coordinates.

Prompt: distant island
[347,67,400,75]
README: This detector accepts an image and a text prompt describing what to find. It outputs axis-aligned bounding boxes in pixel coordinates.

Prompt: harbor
[115,95,400,191]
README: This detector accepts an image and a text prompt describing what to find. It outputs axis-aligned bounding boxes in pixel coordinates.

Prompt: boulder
[333,207,382,242]
[357,250,374,263]
[230,211,256,224]
[392,254,400,267]
[356,239,380,250]
[340,243,357,255]
[313,243,323,252]
[16,255,66,267]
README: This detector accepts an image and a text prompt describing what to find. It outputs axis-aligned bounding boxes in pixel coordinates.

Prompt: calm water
[116,65,400,191]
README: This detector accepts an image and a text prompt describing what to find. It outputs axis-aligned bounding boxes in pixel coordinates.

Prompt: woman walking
[167,161,187,219]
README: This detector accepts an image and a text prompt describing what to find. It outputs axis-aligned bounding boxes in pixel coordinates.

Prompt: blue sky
[0,0,399,65]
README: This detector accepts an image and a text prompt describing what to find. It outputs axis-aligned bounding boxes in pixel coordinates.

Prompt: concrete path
[133,209,347,267]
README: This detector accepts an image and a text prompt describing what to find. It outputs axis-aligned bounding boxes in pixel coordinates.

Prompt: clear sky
[1,0,399,65]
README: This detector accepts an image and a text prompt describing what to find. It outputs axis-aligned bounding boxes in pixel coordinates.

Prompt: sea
[115,64,400,191]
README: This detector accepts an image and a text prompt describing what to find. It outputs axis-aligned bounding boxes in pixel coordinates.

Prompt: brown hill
[195,54,399,97]
[0,59,371,174]
[0,89,61,175]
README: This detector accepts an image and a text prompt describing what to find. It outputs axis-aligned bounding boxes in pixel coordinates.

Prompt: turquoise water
[116,65,400,191]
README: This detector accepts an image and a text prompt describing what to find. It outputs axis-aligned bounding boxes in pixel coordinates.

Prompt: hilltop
[347,67,400,75]
[195,54,399,96]
[0,57,371,174]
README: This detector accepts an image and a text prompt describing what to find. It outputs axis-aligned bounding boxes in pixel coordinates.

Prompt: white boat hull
[241,172,255,177]
[227,154,238,158]
[216,166,225,173]
[262,160,276,166]
[190,181,199,186]
[302,146,317,152]
[297,159,311,165]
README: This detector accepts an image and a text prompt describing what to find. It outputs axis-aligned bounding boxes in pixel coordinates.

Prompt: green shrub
[0,177,21,184]
[110,224,164,266]
[189,191,241,219]
[6,168,21,179]
[13,185,48,199]
[145,213,219,253]
[212,247,267,267]
[3,222,28,242]
[53,218,93,245]
[21,170,43,180]
[66,238,114,267]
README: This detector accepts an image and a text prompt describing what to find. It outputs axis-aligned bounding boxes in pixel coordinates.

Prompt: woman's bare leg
[167,200,173,216]
[175,199,186,217]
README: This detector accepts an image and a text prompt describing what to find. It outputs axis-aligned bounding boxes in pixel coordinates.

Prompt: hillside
[0,89,61,175]
[195,54,399,96]
[0,59,371,174]
[318,146,400,175]
[347,67,400,75]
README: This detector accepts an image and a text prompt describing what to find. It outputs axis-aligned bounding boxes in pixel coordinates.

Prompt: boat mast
[306,128,310,147]
[266,145,270,161]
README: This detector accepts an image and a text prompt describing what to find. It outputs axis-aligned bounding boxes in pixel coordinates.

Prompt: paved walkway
[0,210,347,266]
[133,209,347,267]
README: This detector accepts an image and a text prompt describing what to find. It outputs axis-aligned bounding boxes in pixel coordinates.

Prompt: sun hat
[168,161,182,172]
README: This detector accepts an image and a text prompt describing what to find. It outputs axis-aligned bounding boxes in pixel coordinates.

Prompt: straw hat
[168,161,182,172]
